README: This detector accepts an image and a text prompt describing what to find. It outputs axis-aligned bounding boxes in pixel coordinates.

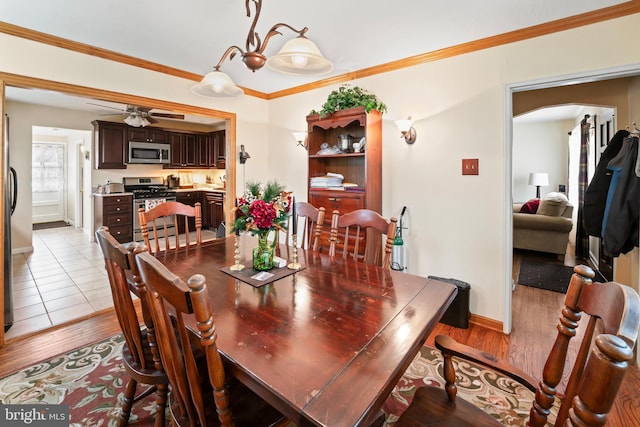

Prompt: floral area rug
[0,334,159,426]
[382,344,560,427]
[0,334,559,426]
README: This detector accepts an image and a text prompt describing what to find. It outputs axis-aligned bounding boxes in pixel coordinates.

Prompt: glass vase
[252,232,274,271]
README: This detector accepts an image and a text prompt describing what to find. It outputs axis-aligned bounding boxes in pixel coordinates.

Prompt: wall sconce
[394,116,417,144]
[292,131,308,150]
[239,145,251,164]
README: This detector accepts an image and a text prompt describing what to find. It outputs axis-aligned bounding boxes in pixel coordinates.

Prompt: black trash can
[428,276,470,329]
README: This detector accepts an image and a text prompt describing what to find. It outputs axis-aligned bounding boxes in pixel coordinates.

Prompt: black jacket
[583,129,629,237]
[603,136,639,257]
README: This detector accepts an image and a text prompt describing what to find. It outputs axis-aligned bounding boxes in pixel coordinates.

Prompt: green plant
[310,84,387,117]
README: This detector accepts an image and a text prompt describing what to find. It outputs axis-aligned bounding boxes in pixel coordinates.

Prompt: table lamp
[528,173,548,198]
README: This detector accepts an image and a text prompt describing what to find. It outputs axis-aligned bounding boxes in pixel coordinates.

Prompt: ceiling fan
[88,102,185,127]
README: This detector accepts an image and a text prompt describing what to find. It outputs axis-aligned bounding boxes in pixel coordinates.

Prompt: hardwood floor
[0,251,637,426]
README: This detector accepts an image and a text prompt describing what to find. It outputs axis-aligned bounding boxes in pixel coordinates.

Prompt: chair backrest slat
[329,209,397,268]
[286,201,327,251]
[135,251,233,427]
[138,201,202,254]
[95,226,156,370]
[527,265,640,427]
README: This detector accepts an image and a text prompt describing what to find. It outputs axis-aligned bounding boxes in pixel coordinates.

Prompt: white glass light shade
[124,114,150,127]
[292,131,307,142]
[266,36,334,75]
[528,173,549,187]
[394,118,414,133]
[191,70,244,98]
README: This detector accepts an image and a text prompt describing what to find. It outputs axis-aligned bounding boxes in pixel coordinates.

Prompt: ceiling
[0,0,631,122]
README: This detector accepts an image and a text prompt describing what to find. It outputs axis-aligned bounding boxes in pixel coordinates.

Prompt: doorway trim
[504,62,640,334]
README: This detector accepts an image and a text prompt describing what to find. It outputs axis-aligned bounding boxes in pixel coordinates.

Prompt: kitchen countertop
[92,192,134,197]
[174,187,226,194]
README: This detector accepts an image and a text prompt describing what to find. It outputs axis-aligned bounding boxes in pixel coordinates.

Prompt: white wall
[512,120,573,202]
[268,13,640,326]
[2,13,640,326]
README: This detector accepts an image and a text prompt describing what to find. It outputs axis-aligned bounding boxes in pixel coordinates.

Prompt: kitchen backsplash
[93,165,226,189]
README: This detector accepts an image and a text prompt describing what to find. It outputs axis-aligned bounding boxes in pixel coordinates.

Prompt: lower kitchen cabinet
[204,192,224,231]
[93,194,133,243]
[176,191,202,233]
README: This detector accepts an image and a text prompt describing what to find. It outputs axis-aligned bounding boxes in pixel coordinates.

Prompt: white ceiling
[1,0,630,125]
[0,0,628,94]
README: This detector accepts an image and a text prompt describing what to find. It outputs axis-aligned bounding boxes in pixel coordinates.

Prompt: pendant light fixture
[191,0,333,98]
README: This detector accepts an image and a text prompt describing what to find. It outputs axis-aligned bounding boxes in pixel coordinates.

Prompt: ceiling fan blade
[150,112,185,120]
[87,102,125,112]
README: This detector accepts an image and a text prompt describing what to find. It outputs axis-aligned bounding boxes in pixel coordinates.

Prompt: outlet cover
[462,158,479,175]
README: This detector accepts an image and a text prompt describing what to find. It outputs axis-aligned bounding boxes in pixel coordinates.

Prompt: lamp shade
[394,118,414,133]
[266,36,334,75]
[124,114,150,127]
[528,173,549,187]
[191,70,244,98]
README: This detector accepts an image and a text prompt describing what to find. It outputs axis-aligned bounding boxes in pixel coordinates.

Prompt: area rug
[517,258,575,293]
[0,334,559,426]
[0,334,159,426]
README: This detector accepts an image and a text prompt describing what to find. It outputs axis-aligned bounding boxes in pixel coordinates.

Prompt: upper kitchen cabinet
[128,127,168,143]
[92,120,127,169]
[169,133,197,168]
[213,130,226,169]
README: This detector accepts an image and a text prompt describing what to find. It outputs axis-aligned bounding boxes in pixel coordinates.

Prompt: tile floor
[6,226,111,340]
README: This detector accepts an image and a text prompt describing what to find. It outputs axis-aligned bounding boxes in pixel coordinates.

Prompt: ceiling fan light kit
[191,0,333,98]
[124,113,151,127]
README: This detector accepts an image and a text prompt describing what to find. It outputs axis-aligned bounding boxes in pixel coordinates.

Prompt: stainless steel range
[123,177,177,241]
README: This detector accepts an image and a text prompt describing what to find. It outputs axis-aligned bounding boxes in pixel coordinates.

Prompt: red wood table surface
[155,235,457,427]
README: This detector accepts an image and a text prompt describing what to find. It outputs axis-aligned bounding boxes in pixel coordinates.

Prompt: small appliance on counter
[166,174,180,189]
[103,180,124,194]
[178,172,194,188]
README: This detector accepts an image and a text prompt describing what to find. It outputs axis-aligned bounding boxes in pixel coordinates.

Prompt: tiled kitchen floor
[6,226,112,340]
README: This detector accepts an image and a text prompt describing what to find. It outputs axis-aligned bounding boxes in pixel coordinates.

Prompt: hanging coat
[583,129,629,237]
[603,136,640,257]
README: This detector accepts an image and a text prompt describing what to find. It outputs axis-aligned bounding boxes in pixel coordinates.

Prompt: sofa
[513,193,574,257]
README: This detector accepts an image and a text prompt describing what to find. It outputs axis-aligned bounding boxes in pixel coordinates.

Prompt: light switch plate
[462,158,479,175]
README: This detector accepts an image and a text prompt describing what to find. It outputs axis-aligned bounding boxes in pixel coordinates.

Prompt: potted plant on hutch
[306,85,386,217]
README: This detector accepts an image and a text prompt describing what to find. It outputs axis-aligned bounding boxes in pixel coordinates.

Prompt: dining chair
[329,209,397,268]
[138,201,202,254]
[395,264,640,427]
[285,201,327,251]
[134,251,287,427]
[95,226,168,427]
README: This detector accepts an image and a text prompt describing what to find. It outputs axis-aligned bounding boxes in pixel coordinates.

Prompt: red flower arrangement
[232,181,291,236]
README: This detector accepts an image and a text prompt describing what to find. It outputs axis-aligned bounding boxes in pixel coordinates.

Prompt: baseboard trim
[470,313,504,333]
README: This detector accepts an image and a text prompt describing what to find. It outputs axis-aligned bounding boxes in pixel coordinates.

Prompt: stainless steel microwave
[128,141,170,164]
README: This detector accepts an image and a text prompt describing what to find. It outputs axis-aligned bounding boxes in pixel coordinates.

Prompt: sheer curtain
[32,143,64,192]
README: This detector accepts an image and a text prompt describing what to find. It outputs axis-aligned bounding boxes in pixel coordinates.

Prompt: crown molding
[1,2,639,100]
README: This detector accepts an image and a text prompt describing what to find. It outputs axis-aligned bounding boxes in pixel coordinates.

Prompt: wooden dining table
[154,235,458,427]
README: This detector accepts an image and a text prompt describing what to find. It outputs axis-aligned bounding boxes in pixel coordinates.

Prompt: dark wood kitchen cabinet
[197,133,214,168]
[128,128,168,143]
[92,121,127,169]
[176,191,202,232]
[204,192,224,230]
[93,194,133,243]
[213,130,226,169]
[169,133,197,168]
